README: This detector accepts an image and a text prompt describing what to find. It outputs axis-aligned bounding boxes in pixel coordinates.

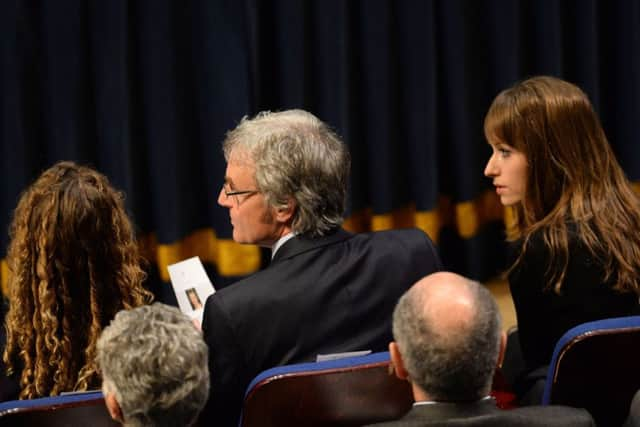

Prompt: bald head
[416,272,479,339]
[392,272,502,401]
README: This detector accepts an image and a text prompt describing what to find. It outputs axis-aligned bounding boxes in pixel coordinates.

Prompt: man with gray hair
[368,272,595,426]
[202,109,442,425]
[96,303,209,427]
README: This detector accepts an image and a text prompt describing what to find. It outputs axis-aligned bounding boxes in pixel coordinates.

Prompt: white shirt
[271,232,296,259]
[413,396,494,407]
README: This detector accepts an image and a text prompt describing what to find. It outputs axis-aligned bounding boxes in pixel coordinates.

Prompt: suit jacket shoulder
[624,388,640,427]
[366,401,595,427]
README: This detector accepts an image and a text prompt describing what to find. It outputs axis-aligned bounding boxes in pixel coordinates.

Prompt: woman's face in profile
[484,141,528,206]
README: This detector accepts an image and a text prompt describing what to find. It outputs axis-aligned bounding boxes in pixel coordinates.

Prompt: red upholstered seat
[542,316,640,427]
[240,352,412,427]
[239,351,516,427]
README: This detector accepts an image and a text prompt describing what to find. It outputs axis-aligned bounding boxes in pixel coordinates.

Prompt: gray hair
[392,280,502,401]
[96,303,210,427]
[223,109,350,238]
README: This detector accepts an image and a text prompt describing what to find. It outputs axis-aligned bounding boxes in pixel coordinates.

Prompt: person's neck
[412,384,491,404]
[257,224,294,249]
[271,231,296,258]
[412,384,430,402]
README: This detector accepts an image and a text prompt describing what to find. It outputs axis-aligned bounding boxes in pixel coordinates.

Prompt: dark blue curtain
[1,0,639,296]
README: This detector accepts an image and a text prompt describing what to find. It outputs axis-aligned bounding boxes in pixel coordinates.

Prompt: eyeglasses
[221,184,259,205]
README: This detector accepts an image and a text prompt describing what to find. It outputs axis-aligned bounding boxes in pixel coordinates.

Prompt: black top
[509,228,640,372]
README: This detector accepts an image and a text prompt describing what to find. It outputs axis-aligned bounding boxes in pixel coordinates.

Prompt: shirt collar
[413,396,494,407]
[271,232,296,259]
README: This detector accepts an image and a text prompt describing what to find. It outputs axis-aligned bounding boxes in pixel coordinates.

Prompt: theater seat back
[240,351,413,427]
[0,391,117,427]
[542,316,640,427]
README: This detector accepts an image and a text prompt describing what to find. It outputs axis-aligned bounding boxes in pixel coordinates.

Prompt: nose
[484,153,498,178]
[218,187,232,208]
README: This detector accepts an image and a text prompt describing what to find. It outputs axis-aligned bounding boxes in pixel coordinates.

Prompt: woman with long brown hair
[484,76,640,402]
[1,161,152,400]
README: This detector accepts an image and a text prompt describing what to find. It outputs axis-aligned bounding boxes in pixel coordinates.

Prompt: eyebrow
[491,141,513,149]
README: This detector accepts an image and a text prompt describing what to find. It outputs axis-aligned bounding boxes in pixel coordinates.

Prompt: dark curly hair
[3,161,153,399]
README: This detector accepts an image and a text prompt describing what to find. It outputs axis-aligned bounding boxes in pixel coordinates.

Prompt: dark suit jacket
[365,399,596,427]
[201,227,441,426]
[624,389,640,427]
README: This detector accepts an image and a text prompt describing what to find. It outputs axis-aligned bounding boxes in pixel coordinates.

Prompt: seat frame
[240,351,413,427]
[0,390,117,426]
[542,315,640,427]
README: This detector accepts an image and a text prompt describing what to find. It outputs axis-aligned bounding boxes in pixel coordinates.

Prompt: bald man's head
[392,272,502,401]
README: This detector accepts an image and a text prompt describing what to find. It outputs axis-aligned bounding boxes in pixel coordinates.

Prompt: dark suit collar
[403,398,499,421]
[271,228,352,264]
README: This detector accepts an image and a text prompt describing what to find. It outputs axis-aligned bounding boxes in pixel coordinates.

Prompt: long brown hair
[484,76,640,295]
[3,161,153,399]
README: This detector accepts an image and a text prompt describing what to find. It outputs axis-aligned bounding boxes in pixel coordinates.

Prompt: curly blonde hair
[3,161,153,399]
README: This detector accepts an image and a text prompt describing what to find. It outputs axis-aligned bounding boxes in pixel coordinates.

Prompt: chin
[500,197,522,206]
[233,233,259,246]
[232,231,247,244]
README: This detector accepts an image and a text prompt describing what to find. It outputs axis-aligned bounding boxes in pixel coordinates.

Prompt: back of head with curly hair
[3,161,153,399]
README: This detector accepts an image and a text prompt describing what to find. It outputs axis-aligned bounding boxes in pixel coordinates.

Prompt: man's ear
[274,198,296,224]
[389,342,410,380]
[496,331,507,369]
[104,392,124,423]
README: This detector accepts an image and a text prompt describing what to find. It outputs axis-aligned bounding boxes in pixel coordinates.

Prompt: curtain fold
[2,0,640,295]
